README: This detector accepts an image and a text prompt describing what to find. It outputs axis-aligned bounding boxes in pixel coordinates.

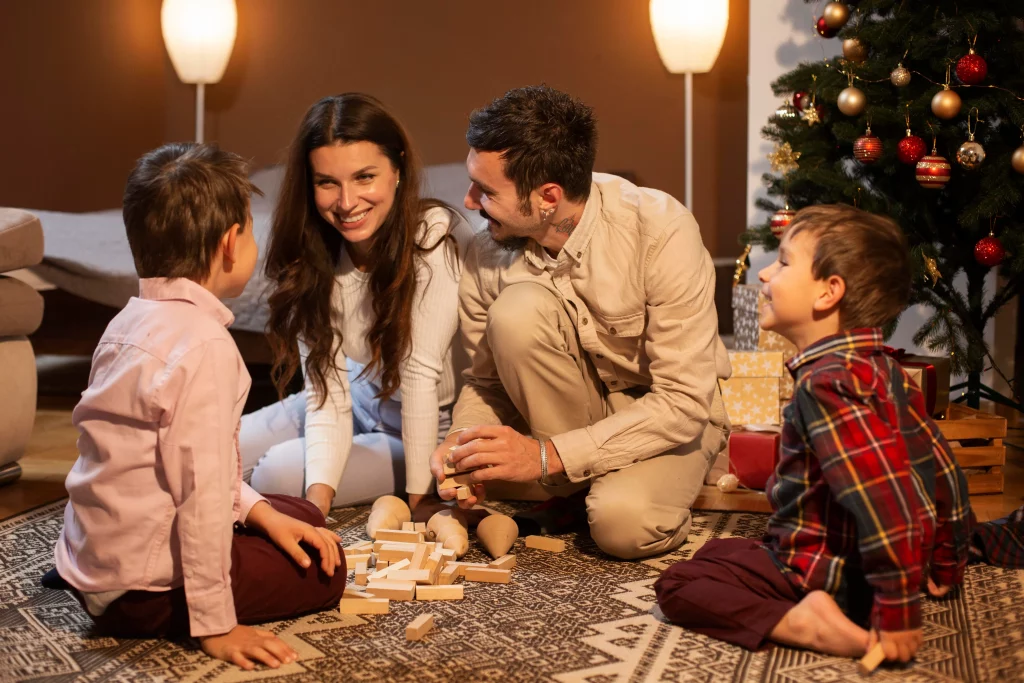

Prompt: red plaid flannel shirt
[763,329,971,632]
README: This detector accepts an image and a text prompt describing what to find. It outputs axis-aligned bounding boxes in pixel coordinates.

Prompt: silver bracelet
[539,439,549,485]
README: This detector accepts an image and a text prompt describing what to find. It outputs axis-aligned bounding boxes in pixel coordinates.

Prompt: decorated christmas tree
[745,0,1024,409]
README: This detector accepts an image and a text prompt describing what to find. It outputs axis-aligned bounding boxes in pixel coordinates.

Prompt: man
[429,85,731,560]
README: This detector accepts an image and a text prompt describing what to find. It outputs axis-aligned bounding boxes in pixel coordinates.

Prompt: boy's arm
[157,339,243,639]
[799,374,922,632]
[922,422,971,586]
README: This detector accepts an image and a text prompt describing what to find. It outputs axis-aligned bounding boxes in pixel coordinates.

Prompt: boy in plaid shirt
[656,205,971,664]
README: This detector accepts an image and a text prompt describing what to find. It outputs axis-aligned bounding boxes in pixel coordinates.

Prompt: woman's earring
[396,177,401,187]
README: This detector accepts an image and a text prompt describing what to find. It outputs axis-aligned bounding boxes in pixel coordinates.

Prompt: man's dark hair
[122,142,260,281]
[467,85,597,212]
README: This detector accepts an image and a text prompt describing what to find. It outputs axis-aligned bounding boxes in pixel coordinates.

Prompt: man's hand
[305,483,335,518]
[245,501,342,576]
[926,577,952,598]
[200,624,298,670]
[867,628,923,663]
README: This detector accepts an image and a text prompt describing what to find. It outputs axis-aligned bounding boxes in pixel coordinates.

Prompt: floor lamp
[650,0,730,211]
[161,0,238,143]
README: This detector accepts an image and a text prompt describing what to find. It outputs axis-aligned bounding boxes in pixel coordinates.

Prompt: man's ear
[535,183,564,215]
[220,223,241,268]
[813,274,846,313]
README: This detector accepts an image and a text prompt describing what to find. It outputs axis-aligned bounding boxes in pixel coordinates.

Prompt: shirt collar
[138,277,235,328]
[787,328,884,375]
[522,176,601,268]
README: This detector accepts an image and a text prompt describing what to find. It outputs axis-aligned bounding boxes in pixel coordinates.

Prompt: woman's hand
[305,483,335,517]
[200,625,298,670]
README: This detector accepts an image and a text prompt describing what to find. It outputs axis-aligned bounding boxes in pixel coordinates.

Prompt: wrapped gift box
[898,353,951,417]
[730,350,784,377]
[728,429,781,490]
[721,377,781,425]
[732,285,798,399]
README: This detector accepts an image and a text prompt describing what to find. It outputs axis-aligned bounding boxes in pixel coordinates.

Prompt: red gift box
[728,430,781,490]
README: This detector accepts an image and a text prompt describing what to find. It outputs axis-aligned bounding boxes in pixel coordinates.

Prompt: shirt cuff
[238,483,267,525]
[405,455,435,496]
[186,586,239,638]
[930,559,965,587]
[550,428,599,482]
[872,593,922,632]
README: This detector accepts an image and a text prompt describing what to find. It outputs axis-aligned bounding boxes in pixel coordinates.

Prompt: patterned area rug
[2,500,1022,682]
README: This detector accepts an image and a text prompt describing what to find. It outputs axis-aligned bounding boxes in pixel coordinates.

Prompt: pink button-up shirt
[54,277,265,638]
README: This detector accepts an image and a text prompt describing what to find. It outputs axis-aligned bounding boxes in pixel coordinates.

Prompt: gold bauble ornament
[837,86,866,116]
[956,140,986,170]
[931,86,962,120]
[843,38,868,63]
[823,1,850,30]
[890,63,911,87]
[1012,146,1024,174]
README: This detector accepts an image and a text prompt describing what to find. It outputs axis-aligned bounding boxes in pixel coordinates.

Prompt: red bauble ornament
[897,134,927,165]
[956,50,988,85]
[770,207,796,237]
[793,91,811,111]
[974,234,1005,267]
[916,153,952,189]
[853,125,883,164]
[816,16,839,38]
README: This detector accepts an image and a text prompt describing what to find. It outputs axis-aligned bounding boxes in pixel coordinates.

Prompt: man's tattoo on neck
[553,217,575,235]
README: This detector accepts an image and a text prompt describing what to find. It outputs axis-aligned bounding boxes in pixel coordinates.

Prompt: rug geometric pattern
[1,500,1021,682]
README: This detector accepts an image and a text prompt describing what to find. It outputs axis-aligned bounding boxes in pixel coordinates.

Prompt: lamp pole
[195,83,205,144]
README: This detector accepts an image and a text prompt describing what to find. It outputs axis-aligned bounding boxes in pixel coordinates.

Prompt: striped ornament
[915,154,951,189]
[853,134,883,163]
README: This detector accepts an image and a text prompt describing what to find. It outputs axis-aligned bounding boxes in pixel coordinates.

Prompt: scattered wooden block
[439,564,461,585]
[346,553,372,565]
[375,529,425,544]
[437,472,475,491]
[858,643,885,675]
[525,535,566,552]
[489,554,516,570]
[388,569,433,584]
[365,579,417,601]
[456,486,471,500]
[340,597,390,614]
[414,522,427,532]
[378,545,417,563]
[440,548,456,561]
[368,558,410,581]
[417,584,464,601]
[406,613,434,641]
[375,559,389,570]
[355,560,369,586]
[402,521,416,531]
[343,587,369,599]
[464,567,511,584]
[344,541,373,555]
[409,544,428,571]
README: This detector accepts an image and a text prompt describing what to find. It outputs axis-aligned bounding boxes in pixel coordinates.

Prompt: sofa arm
[0,209,44,273]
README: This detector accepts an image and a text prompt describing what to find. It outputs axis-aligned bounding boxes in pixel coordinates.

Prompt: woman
[240,93,473,514]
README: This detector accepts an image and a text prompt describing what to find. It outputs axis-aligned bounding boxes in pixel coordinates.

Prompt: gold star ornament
[800,104,821,127]
[767,143,801,175]
[923,255,941,286]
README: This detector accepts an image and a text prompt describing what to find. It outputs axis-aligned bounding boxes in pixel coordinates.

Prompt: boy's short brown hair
[786,204,911,329]
[122,142,262,281]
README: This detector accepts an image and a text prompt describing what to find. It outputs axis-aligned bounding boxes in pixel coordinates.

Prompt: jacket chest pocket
[591,310,645,359]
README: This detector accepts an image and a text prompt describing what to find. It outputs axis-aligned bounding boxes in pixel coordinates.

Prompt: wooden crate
[937,403,1006,495]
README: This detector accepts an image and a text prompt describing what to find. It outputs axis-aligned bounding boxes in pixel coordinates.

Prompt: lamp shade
[161,0,237,84]
[649,0,729,74]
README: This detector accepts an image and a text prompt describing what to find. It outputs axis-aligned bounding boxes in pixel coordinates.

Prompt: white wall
[745,0,1013,398]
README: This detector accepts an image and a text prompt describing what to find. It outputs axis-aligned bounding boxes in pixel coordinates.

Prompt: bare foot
[770,591,870,656]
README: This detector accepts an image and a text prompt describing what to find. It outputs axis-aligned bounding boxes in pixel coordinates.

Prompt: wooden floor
[3,357,1024,522]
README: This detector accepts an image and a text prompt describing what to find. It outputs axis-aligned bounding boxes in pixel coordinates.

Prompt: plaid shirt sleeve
[799,370,922,632]
[924,426,971,586]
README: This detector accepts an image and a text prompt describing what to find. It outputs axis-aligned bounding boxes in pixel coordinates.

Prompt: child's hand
[248,503,343,575]
[200,624,298,670]
[867,628,923,663]
[926,577,952,598]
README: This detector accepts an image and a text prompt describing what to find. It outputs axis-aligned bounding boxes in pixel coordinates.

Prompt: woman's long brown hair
[264,93,457,406]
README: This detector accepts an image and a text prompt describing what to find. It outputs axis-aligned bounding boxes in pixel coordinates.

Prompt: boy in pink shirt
[49,143,346,671]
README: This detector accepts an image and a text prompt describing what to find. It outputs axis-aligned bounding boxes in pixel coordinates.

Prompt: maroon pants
[76,494,346,638]
[654,538,802,650]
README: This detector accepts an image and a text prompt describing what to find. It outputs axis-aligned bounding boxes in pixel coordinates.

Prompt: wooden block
[388,569,433,584]
[340,596,390,614]
[344,541,373,555]
[489,554,516,570]
[346,553,372,565]
[373,539,419,553]
[437,472,475,491]
[378,545,416,563]
[355,560,369,586]
[439,564,460,584]
[858,643,885,675]
[414,522,427,532]
[365,580,417,601]
[417,584,464,601]
[343,586,369,599]
[375,529,425,543]
[402,521,416,531]
[368,558,409,581]
[409,544,428,571]
[456,486,471,500]
[525,535,566,552]
[425,552,443,583]
[375,559,389,570]
[440,548,456,561]
[406,613,434,641]
[464,567,511,584]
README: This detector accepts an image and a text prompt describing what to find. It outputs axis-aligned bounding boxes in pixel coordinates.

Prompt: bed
[21,162,476,364]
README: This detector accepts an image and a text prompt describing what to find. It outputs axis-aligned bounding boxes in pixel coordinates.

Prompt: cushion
[0,276,44,336]
[0,209,44,272]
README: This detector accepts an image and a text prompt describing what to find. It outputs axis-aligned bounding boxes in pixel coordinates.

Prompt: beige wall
[2,0,748,256]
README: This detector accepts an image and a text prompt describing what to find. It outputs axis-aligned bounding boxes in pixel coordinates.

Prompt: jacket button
[633,458,639,464]
[596,353,604,359]
[609,327,617,334]
[582,317,589,325]
[610,381,618,386]
[576,251,582,258]
[583,469,591,477]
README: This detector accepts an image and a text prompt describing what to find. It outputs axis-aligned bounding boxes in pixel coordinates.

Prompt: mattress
[24,162,475,333]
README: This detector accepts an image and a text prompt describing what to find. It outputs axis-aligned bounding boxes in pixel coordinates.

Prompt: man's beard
[481,209,530,252]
